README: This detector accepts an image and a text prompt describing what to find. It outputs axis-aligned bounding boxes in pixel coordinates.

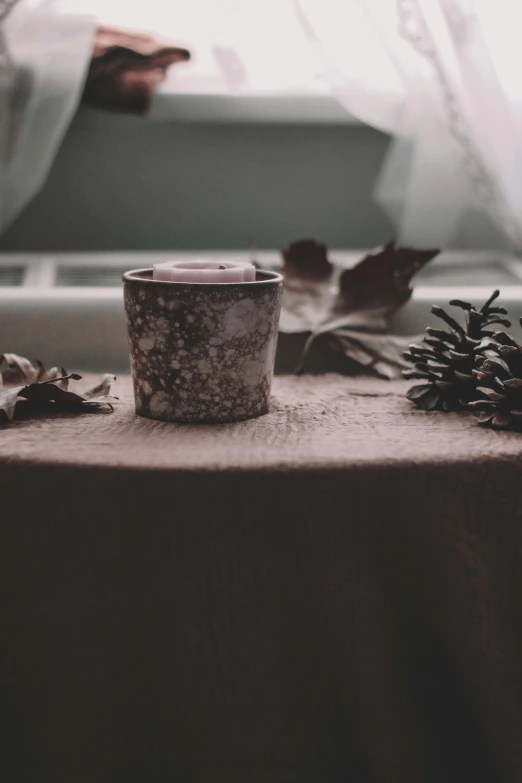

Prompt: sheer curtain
[3,0,522,252]
[295,0,522,251]
[0,0,94,233]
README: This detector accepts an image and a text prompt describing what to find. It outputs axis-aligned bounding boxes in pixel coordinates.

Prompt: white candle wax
[153,259,256,283]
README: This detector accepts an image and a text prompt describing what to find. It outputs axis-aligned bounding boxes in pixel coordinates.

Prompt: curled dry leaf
[278,240,335,336]
[336,242,439,323]
[0,353,63,386]
[0,355,118,423]
[273,240,439,378]
[0,387,21,423]
[83,374,117,400]
[327,330,424,381]
[278,277,334,335]
[282,239,334,281]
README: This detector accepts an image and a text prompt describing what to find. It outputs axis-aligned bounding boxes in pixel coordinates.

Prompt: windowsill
[1,250,522,374]
[149,92,360,125]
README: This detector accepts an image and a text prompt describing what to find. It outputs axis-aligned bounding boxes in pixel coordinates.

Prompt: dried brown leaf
[315,330,419,379]
[278,278,334,334]
[0,354,40,386]
[282,239,334,281]
[0,357,118,424]
[18,376,87,407]
[0,386,23,422]
[336,241,439,319]
[0,375,81,422]
[283,239,439,374]
[83,374,117,399]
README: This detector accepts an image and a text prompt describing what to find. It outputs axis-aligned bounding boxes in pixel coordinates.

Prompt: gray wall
[0,107,394,252]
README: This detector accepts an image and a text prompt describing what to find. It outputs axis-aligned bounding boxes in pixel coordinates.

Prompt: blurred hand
[81,25,190,115]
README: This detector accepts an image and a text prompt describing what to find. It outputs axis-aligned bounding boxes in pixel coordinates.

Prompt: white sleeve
[0,0,95,234]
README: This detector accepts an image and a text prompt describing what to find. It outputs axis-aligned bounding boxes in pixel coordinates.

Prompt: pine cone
[404,290,510,412]
[468,323,522,429]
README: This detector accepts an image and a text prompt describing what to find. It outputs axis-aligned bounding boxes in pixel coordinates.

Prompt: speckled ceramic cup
[123,268,284,423]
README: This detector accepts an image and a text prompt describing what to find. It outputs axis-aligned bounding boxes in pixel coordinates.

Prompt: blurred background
[2,0,522,370]
[3,0,521,253]
[1,107,395,252]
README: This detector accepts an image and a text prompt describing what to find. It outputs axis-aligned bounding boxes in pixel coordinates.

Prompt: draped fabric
[1,373,522,782]
[295,0,522,252]
[2,0,522,251]
[0,0,94,233]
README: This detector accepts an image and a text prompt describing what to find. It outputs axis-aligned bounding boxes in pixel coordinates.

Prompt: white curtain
[295,0,522,251]
[0,0,94,234]
[2,0,522,252]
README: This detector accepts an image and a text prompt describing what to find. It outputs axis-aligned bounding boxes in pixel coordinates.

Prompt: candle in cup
[153,259,256,283]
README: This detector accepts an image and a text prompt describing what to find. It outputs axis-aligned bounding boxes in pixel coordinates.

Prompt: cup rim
[123,267,283,287]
